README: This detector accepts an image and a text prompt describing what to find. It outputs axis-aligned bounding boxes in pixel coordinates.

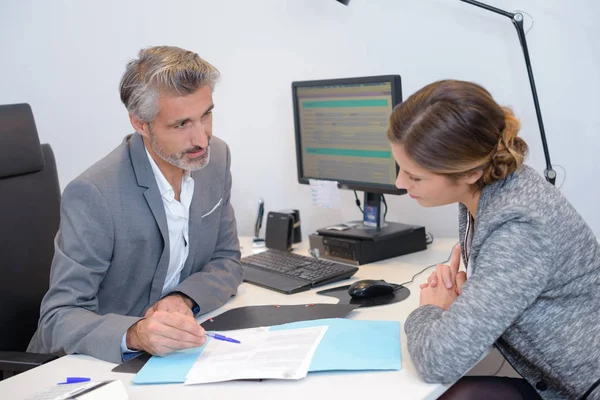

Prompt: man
[28,46,243,363]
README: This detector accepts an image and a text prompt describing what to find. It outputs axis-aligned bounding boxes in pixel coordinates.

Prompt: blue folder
[132,318,401,385]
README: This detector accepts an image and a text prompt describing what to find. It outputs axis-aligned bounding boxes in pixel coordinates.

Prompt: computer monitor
[292,75,405,229]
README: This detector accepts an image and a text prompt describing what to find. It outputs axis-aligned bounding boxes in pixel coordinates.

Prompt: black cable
[513,9,534,35]
[580,377,600,400]
[492,359,506,376]
[554,164,567,189]
[353,191,363,213]
[425,232,434,245]
[395,242,459,288]
[381,194,388,219]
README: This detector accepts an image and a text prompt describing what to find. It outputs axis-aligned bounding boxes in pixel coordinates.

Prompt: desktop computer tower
[308,222,427,265]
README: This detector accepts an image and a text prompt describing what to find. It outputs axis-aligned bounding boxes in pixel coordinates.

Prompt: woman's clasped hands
[419,245,467,310]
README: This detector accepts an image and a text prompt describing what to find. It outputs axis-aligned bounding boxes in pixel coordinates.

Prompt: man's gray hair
[120,46,220,122]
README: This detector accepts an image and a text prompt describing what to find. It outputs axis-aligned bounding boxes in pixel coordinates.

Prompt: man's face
[146,85,214,171]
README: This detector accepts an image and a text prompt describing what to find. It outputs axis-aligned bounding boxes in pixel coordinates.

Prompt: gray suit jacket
[28,133,243,363]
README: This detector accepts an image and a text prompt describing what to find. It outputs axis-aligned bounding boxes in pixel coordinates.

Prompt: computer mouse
[348,279,396,299]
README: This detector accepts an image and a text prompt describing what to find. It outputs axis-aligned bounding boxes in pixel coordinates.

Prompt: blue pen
[206,331,241,344]
[58,377,91,385]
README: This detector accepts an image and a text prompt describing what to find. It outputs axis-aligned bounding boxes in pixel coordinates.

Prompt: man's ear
[128,113,150,138]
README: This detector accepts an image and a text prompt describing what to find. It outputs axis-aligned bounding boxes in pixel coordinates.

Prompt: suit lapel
[129,133,170,302]
[181,170,204,277]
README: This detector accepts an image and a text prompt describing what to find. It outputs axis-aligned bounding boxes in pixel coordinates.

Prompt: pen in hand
[205,331,241,344]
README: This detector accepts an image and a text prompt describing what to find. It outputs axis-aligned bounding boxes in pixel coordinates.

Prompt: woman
[387,80,600,399]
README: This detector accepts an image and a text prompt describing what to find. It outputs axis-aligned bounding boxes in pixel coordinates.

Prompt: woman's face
[391,143,477,208]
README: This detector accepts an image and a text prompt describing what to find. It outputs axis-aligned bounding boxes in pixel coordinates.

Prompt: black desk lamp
[459,0,556,185]
[335,0,556,185]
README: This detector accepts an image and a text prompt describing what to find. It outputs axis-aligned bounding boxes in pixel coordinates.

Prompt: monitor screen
[292,75,405,195]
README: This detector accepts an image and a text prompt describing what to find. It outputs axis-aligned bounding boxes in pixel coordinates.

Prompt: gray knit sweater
[405,165,600,399]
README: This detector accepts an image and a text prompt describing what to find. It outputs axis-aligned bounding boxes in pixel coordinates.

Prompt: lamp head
[336,0,350,5]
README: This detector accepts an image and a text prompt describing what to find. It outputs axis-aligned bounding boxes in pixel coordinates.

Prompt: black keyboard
[241,249,358,294]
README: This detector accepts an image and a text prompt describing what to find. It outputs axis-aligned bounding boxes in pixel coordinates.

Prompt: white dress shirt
[121,148,195,355]
[145,148,195,295]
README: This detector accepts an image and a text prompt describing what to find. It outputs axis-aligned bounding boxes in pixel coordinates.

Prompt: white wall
[1,0,599,239]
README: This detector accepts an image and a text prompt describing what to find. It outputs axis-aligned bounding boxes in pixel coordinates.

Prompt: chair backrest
[0,104,61,352]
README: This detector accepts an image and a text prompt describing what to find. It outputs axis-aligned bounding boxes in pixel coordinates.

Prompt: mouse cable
[396,242,460,288]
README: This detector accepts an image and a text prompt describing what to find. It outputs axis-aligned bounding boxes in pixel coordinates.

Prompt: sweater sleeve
[404,216,554,383]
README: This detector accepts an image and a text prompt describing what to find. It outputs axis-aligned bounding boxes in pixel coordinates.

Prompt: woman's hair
[120,46,220,123]
[386,80,528,189]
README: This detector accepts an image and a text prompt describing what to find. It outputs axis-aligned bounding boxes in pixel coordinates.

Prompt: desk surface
[1,237,457,400]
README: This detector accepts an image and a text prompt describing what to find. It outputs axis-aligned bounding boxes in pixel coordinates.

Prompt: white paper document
[309,179,341,209]
[184,326,328,385]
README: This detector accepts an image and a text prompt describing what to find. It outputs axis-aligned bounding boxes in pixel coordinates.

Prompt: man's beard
[148,125,211,171]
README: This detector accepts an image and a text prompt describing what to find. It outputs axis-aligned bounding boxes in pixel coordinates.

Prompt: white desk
[0,237,457,400]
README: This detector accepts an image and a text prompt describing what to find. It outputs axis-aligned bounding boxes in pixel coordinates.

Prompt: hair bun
[483,107,528,184]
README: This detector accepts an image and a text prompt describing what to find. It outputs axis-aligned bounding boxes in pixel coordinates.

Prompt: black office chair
[0,104,61,380]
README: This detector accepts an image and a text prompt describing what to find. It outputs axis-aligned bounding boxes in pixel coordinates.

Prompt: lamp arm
[459,0,557,185]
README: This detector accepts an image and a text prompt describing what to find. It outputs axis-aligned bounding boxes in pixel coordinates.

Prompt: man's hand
[145,293,195,318]
[420,245,466,295]
[126,311,206,356]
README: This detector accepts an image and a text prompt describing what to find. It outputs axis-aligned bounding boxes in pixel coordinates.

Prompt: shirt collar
[144,147,192,201]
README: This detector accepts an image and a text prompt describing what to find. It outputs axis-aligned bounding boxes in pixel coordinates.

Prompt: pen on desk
[206,331,241,344]
[58,377,91,385]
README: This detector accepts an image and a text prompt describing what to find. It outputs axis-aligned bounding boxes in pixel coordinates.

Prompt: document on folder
[132,318,401,385]
[184,326,328,385]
